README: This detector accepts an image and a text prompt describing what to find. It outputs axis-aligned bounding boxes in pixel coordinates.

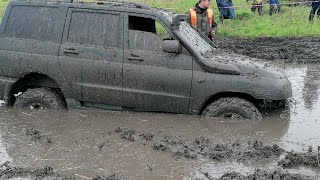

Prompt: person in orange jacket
[187,0,218,40]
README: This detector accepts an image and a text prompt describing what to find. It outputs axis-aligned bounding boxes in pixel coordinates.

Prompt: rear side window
[4,6,60,42]
[67,11,120,47]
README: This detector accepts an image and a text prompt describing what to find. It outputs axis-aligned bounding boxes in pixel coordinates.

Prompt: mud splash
[217,37,320,64]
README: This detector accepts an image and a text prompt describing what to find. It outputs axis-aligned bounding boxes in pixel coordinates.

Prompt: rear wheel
[14,88,65,109]
[202,97,262,120]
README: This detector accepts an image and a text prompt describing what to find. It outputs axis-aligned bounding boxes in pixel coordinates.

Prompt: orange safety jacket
[189,8,214,32]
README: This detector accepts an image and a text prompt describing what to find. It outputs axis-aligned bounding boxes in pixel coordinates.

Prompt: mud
[114,127,286,161]
[153,135,285,161]
[1,63,320,179]
[0,162,124,180]
[0,162,70,180]
[114,127,155,142]
[26,128,52,143]
[219,169,313,180]
[278,151,320,168]
[216,37,320,64]
[92,174,123,180]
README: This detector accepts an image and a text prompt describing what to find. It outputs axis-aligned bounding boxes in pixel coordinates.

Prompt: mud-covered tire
[14,88,65,109]
[202,97,262,120]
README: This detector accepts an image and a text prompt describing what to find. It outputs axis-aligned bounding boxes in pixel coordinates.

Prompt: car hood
[205,49,286,79]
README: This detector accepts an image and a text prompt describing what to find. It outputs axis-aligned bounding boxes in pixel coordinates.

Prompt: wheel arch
[8,73,66,106]
[199,92,259,114]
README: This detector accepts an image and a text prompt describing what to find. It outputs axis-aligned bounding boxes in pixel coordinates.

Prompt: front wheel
[202,97,262,120]
[14,88,65,109]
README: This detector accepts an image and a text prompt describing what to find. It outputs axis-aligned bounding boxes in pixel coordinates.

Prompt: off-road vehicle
[0,0,292,119]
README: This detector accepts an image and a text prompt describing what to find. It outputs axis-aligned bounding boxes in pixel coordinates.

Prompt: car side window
[4,6,60,42]
[67,11,120,47]
[128,16,172,51]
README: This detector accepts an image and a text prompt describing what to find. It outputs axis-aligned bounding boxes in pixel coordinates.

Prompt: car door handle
[128,54,143,61]
[64,48,79,54]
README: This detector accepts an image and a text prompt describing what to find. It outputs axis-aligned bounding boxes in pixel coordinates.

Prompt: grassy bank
[137,0,320,37]
[0,0,319,37]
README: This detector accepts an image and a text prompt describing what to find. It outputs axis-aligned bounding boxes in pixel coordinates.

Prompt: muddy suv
[0,0,291,119]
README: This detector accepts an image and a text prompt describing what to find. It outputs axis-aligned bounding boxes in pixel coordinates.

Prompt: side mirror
[163,40,182,53]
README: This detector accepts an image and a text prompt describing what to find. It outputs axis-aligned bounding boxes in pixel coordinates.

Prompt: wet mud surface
[1,63,320,179]
[219,169,314,180]
[216,37,320,64]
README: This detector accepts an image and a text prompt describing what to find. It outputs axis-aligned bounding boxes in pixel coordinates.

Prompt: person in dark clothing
[309,1,320,22]
[187,0,218,40]
[269,0,280,15]
[216,0,236,23]
[269,0,276,15]
[249,0,263,16]
[275,0,281,13]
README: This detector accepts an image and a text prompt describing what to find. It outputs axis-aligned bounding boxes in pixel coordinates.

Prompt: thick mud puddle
[0,63,320,179]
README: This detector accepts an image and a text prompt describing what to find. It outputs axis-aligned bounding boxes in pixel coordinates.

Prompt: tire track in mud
[216,37,320,64]
[1,126,319,180]
[114,127,319,180]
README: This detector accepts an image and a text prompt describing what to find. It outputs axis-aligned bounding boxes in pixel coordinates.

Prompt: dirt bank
[216,37,320,64]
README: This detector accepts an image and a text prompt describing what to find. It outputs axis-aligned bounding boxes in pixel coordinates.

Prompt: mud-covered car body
[0,0,291,115]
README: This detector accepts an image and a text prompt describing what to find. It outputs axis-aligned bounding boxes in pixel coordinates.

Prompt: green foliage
[0,1,7,20]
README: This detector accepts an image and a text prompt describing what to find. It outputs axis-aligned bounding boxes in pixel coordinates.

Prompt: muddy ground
[216,37,320,64]
[1,38,320,180]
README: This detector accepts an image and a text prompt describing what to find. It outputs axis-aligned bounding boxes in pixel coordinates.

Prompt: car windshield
[179,21,213,55]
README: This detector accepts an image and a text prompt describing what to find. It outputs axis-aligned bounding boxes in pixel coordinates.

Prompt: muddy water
[0,63,319,179]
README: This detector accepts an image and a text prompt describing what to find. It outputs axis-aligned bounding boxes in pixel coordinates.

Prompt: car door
[58,8,124,107]
[122,14,193,114]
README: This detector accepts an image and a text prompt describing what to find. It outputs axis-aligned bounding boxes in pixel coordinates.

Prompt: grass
[0,0,319,37]
[0,0,8,20]
[136,0,320,37]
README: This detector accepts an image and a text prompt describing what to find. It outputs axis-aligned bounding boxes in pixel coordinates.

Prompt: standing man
[309,0,320,22]
[269,0,276,15]
[249,0,263,16]
[275,0,281,14]
[216,0,236,23]
[187,0,218,41]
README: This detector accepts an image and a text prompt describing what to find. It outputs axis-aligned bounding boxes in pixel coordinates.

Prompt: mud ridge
[216,37,320,64]
[219,169,314,180]
[26,127,52,143]
[114,127,284,162]
[114,127,155,141]
[113,127,320,171]
[0,162,71,180]
[0,162,124,180]
[278,151,320,168]
[92,174,123,180]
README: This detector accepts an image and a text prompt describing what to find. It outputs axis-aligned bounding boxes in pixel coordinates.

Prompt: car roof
[10,0,175,23]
